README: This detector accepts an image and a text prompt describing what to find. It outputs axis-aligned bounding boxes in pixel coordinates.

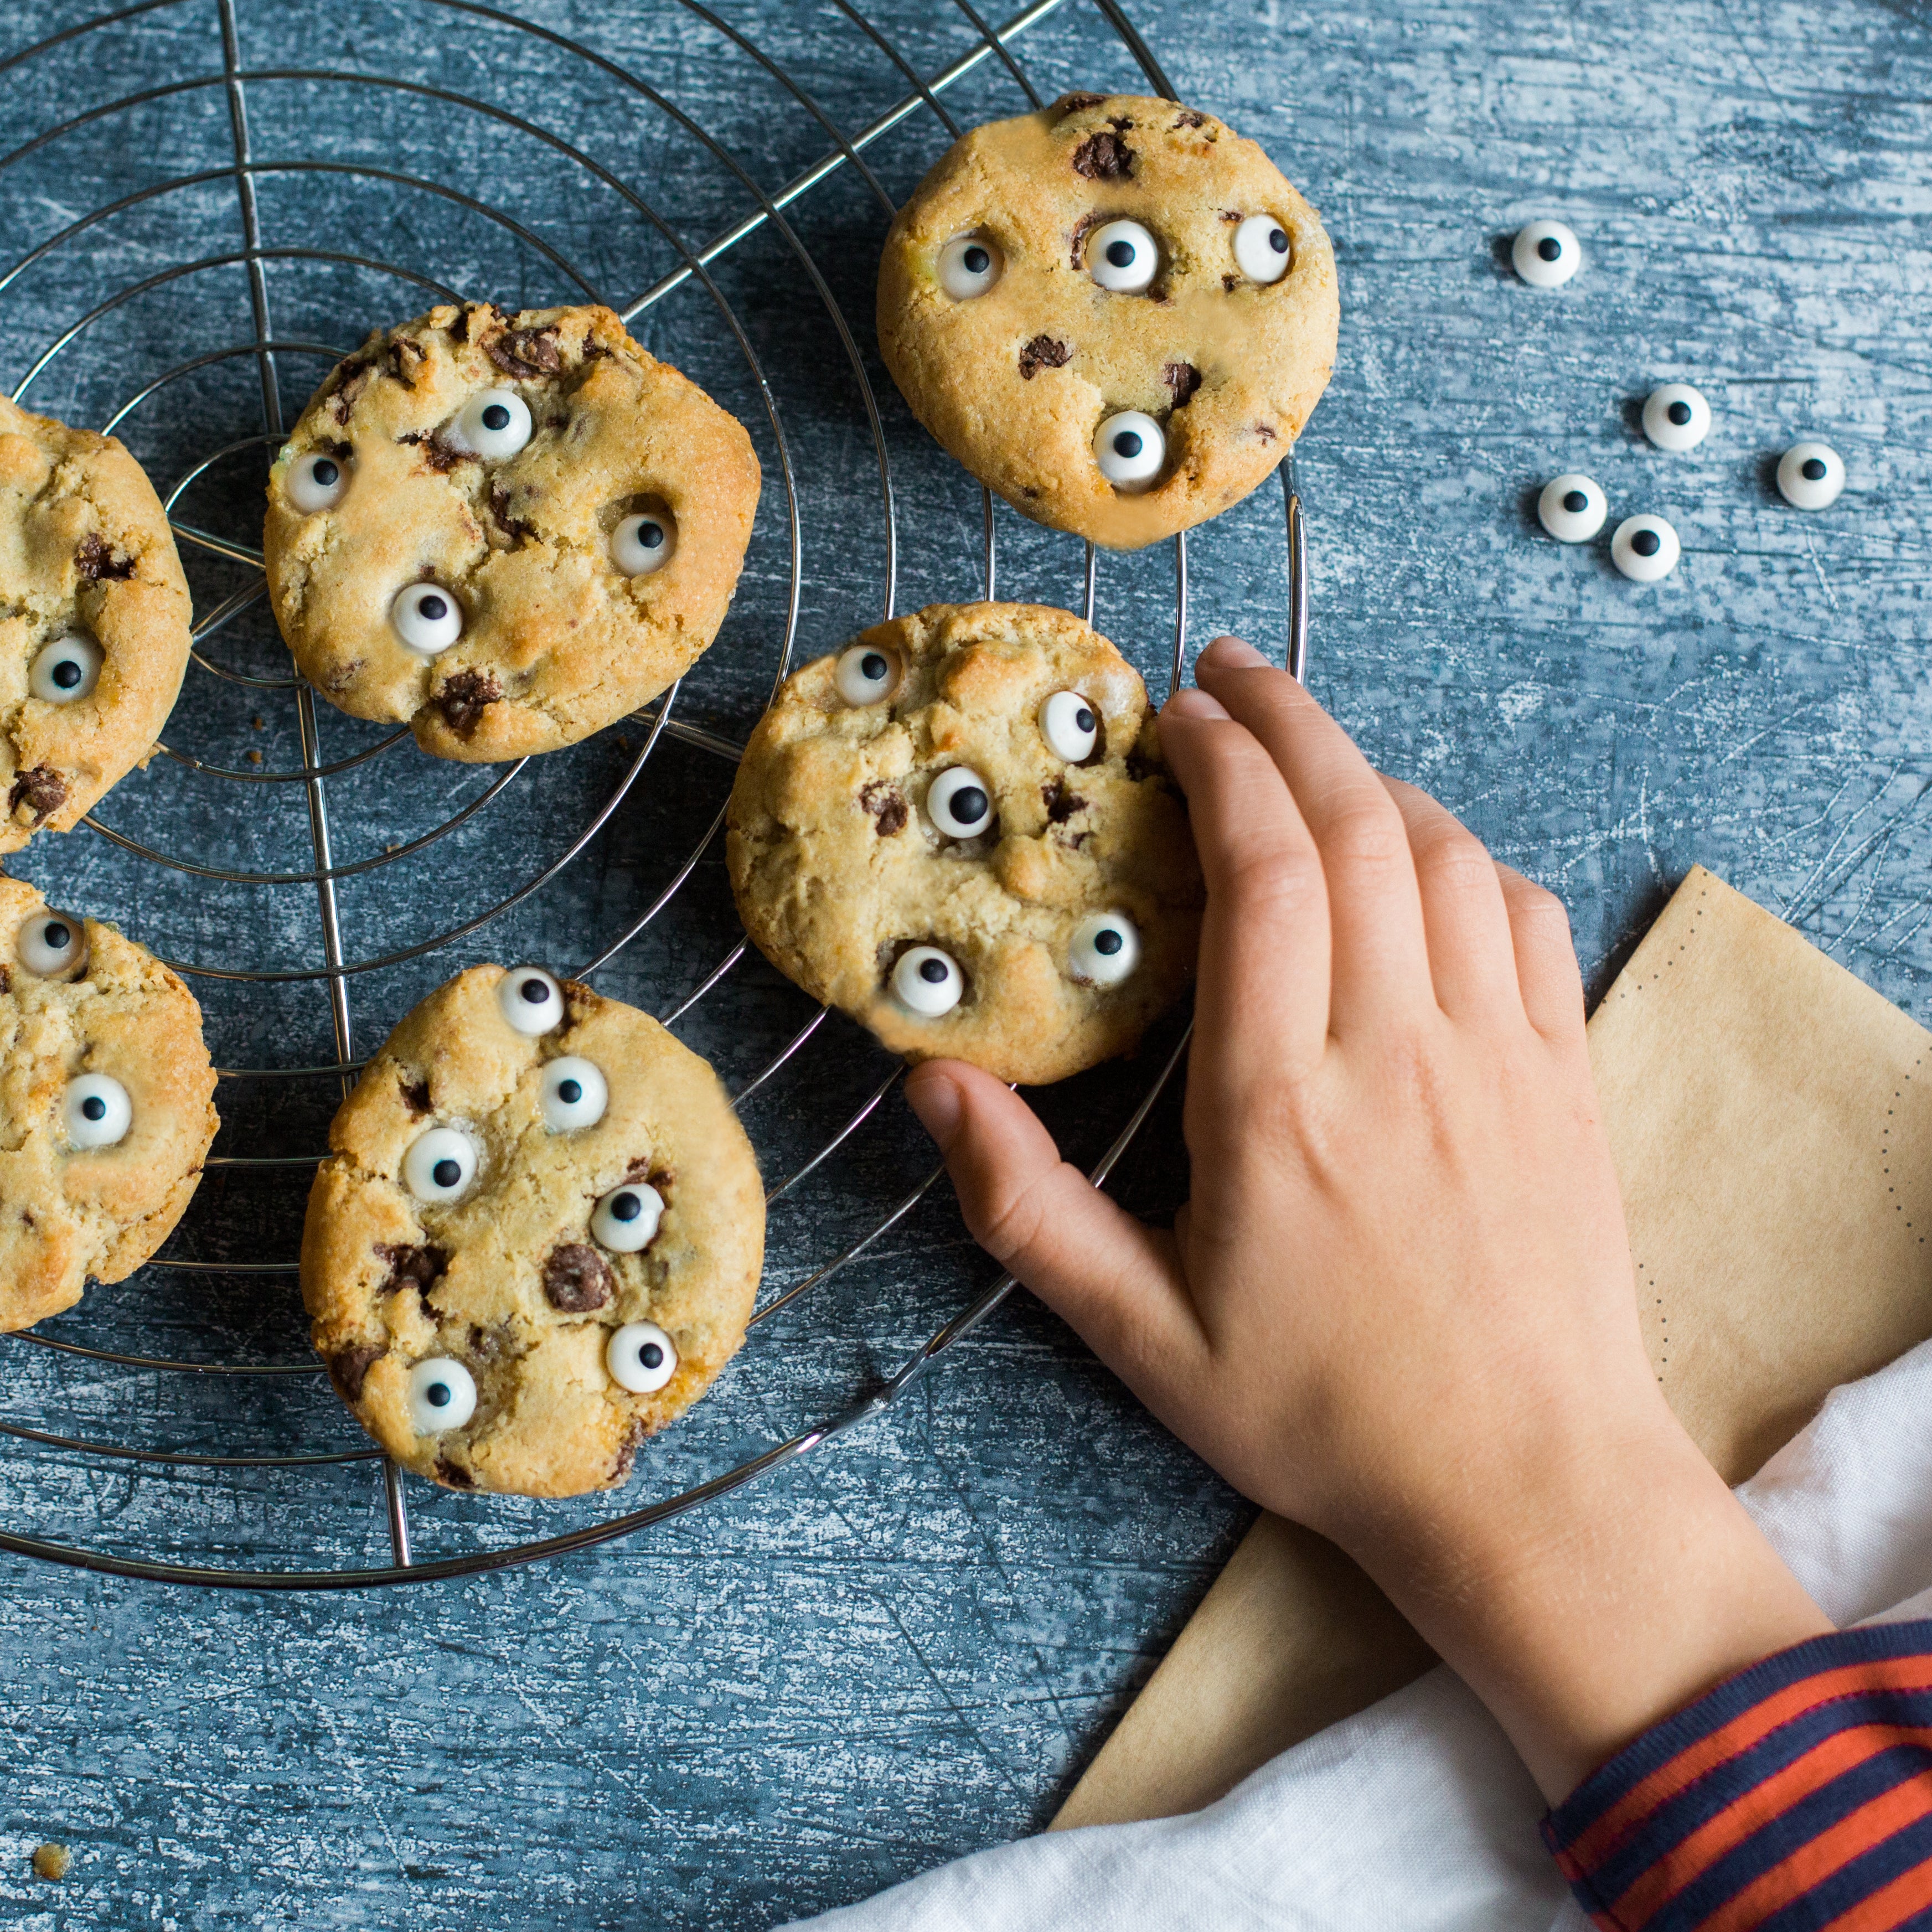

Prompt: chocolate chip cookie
[264,303,761,763]
[726,602,1203,1085]
[0,876,219,1331]
[301,964,764,1496]
[877,94,1338,550]
[0,394,194,850]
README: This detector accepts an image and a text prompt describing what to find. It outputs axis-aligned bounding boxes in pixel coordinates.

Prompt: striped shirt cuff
[1542,1619,1932,1930]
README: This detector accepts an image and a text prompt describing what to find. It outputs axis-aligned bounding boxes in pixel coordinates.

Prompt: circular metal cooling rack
[0,0,1307,1588]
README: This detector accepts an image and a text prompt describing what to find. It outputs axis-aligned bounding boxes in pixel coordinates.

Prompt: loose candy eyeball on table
[286,450,348,513]
[1643,383,1711,453]
[1094,411,1164,492]
[18,909,87,979]
[892,945,964,1017]
[391,582,463,655]
[1233,213,1292,285]
[1537,474,1608,544]
[1611,513,1681,582]
[1777,441,1845,511]
[937,234,1002,299]
[403,1125,478,1203]
[29,633,103,703]
[63,1072,131,1149]
[1086,218,1159,294]
[592,1179,664,1253]
[1512,220,1581,289]
[607,1320,678,1395]
[408,1357,477,1433]
[498,967,564,1035]
[609,510,676,577]
[834,642,900,706]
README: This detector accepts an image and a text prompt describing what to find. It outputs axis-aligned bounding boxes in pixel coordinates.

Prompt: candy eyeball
[1039,690,1099,762]
[451,388,533,461]
[287,450,349,513]
[403,1125,478,1203]
[611,509,678,577]
[1778,441,1845,511]
[607,1320,678,1394]
[1094,410,1164,493]
[1068,911,1141,987]
[592,1179,664,1253]
[1643,383,1711,453]
[926,766,995,840]
[1087,218,1159,293]
[498,967,564,1035]
[1512,220,1581,289]
[937,234,1003,299]
[1233,213,1292,285]
[18,909,87,979]
[391,581,463,655]
[62,1072,131,1149]
[541,1055,608,1132]
[834,642,901,706]
[1537,474,1608,544]
[1611,514,1680,583]
[29,633,102,704]
[891,945,963,1017]
[408,1357,477,1433]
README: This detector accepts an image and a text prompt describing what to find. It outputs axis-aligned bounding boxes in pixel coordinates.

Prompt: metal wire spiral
[0,0,1307,1588]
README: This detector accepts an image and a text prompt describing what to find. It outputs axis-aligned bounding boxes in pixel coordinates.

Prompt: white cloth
[784,1337,1932,1931]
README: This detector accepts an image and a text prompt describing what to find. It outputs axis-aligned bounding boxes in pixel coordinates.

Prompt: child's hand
[905,633,1828,1800]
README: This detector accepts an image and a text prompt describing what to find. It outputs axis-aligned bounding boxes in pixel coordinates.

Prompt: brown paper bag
[1053,866,1932,1831]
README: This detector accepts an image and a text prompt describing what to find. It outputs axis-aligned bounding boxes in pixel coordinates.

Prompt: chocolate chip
[0,967,10,995]
[397,430,461,473]
[1054,91,1105,115]
[1042,777,1086,823]
[385,338,426,388]
[75,533,135,580]
[1107,114,1135,132]
[860,779,908,835]
[1068,210,1103,270]
[488,482,534,545]
[485,326,563,379]
[543,1243,614,1313]
[1164,361,1202,407]
[1071,131,1134,180]
[9,766,66,824]
[1223,272,1242,292]
[375,1242,447,1295]
[326,1341,387,1403]
[435,1457,476,1489]
[1124,749,1155,783]
[1256,423,1278,443]
[1018,334,1072,381]
[1173,109,1207,129]
[399,1077,432,1115]
[433,669,502,739]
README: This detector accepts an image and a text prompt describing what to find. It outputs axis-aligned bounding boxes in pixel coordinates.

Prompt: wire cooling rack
[0,0,1306,1588]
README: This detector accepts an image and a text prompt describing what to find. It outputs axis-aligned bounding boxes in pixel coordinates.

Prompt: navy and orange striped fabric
[1543,1620,1932,1930]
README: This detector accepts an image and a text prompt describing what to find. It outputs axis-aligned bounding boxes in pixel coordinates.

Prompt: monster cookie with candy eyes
[876,94,1338,550]
[0,876,219,1331]
[264,301,760,763]
[0,392,194,850]
[726,602,1203,1086]
[301,964,764,1497]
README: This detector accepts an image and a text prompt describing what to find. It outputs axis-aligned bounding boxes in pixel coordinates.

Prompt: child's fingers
[1494,862,1587,1045]
[1157,688,1333,1082]
[1380,776,1524,1028]
[904,1061,1205,1397]
[1193,637,1434,1036]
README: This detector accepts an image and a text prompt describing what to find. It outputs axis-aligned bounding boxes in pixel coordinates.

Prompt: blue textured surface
[2,0,1930,1925]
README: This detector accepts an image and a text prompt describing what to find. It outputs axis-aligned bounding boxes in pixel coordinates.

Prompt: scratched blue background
[3,0,1930,1925]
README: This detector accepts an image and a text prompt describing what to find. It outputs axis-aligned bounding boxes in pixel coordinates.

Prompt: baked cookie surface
[0,876,218,1332]
[0,393,194,850]
[726,602,1203,1086]
[302,965,764,1497]
[264,302,761,763]
[877,94,1337,550]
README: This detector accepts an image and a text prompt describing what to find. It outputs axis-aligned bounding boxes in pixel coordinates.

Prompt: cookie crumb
[251,715,265,730]
[1018,334,1072,381]
[32,1842,69,1882]
[246,748,263,765]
